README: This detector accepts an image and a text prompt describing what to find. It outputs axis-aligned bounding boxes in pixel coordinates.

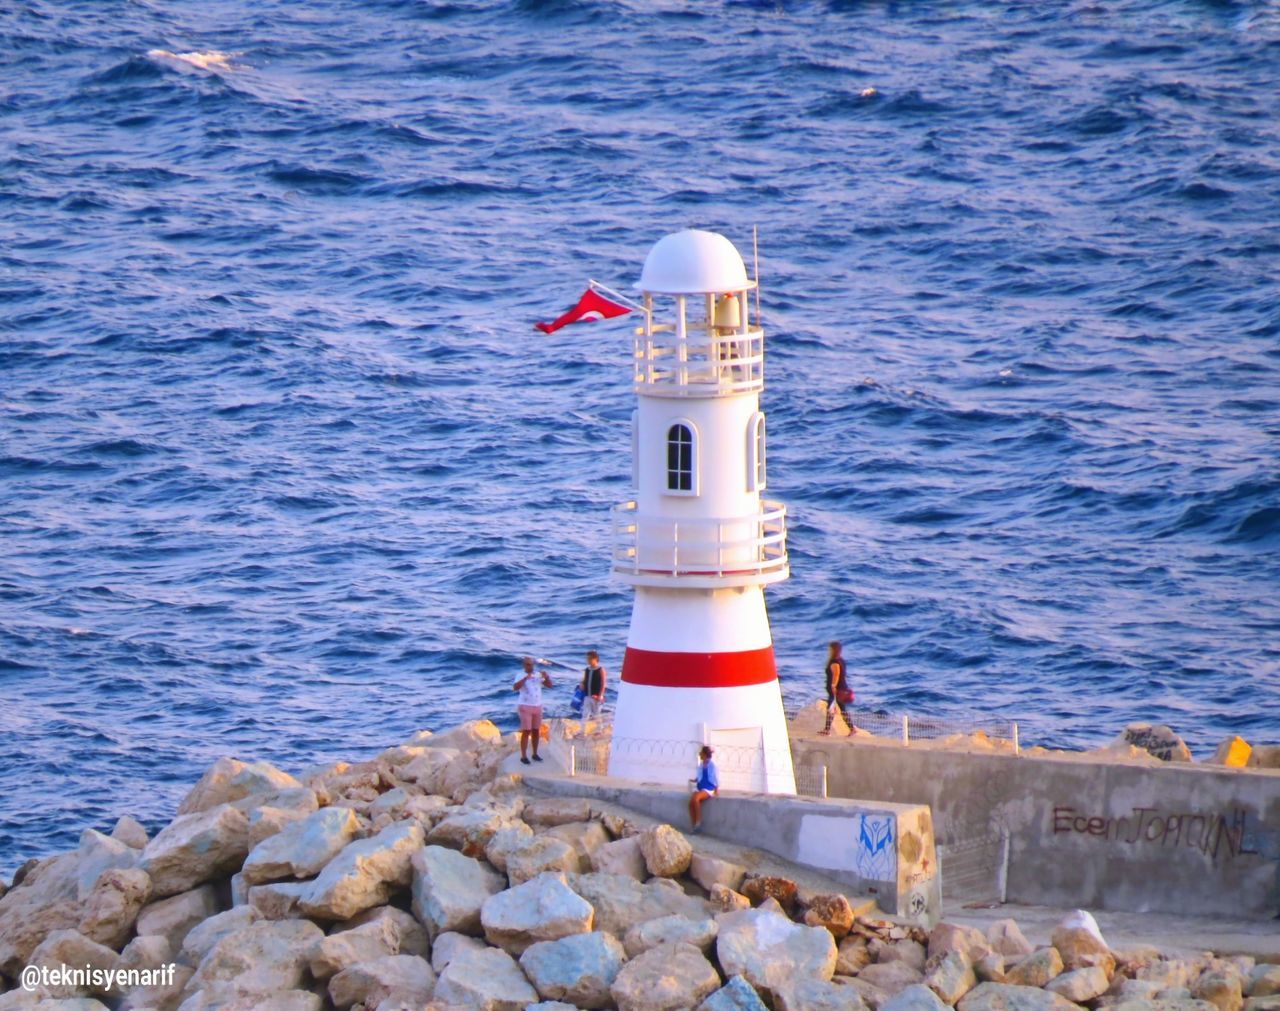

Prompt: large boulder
[481,872,595,955]
[1193,969,1245,1011]
[298,819,423,920]
[75,830,139,899]
[1115,723,1192,762]
[1047,966,1112,1003]
[111,816,150,850]
[926,951,979,1005]
[690,853,747,893]
[177,989,317,1010]
[569,872,708,937]
[336,904,430,959]
[411,844,507,940]
[179,906,260,967]
[611,941,722,1011]
[592,836,647,881]
[624,914,719,958]
[879,939,927,973]
[987,920,1034,959]
[307,916,400,980]
[523,798,593,828]
[248,805,313,848]
[186,917,323,996]
[421,720,503,751]
[27,929,117,998]
[639,824,693,878]
[328,953,436,1009]
[716,906,837,1003]
[139,804,250,898]
[775,978,869,1011]
[520,931,627,1008]
[739,875,798,916]
[178,757,303,815]
[1052,910,1115,976]
[433,945,539,1009]
[427,807,515,853]
[247,881,309,921]
[698,975,771,1011]
[507,836,584,885]
[484,822,536,874]
[77,867,152,950]
[543,820,612,868]
[930,922,993,965]
[882,983,954,1011]
[241,806,360,885]
[135,885,220,952]
[0,853,91,976]
[805,894,857,941]
[430,930,490,973]
[859,961,925,995]
[958,982,1083,1011]
[1006,948,1065,988]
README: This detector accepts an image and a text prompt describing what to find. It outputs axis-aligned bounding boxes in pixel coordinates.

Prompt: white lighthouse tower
[609,229,795,795]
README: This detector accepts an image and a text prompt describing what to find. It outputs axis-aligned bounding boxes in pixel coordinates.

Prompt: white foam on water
[147,49,238,72]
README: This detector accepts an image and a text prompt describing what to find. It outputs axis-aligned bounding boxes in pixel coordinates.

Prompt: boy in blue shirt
[688,745,718,834]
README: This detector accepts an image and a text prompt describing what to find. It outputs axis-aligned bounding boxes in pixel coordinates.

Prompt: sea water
[2,0,1278,872]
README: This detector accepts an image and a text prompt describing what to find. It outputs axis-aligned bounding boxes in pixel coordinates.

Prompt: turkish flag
[536,288,632,334]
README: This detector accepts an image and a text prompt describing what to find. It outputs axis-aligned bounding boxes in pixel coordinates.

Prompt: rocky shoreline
[1,719,1277,1011]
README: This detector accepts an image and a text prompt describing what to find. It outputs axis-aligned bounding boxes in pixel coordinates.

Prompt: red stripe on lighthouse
[621,646,777,688]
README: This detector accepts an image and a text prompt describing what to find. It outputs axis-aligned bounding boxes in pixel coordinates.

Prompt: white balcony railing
[632,325,764,396]
[611,500,788,587]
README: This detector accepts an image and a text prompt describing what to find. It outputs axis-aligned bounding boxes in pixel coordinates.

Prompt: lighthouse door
[707,726,768,793]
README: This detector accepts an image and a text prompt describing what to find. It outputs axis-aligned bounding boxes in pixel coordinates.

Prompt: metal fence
[789,704,1020,753]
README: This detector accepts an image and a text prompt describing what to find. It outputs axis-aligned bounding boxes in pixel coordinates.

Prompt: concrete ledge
[524,772,942,927]
[795,737,1280,918]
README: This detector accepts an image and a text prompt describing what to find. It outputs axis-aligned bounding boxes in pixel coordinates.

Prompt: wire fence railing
[787,703,1020,753]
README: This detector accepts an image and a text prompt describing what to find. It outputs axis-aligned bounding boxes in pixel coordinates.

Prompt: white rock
[775,977,869,1011]
[569,872,708,937]
[308,917,400,980]
[542,820,611,868]
[111,816,150,850]
[860,961,925,995]
[242,806,360,885]
[401,749,459,793]
[247,881,310,921]
[177,757,303,815]
[117,933,173,973]
[336,905,430,959]
[925,950,978,1005]
[957,981,1083,1011]
[176,985,318,1010]
[411,844,507,941]
[328,953,436,1009]
[591,836,647,881]
[186,918,323,995]
[520,931,627,1008]
[481,872,595,956]
[434,944,539,1010]
[881,983,951,1011]
[139,804,250,898]
[28,929,117,997]
[135,884,220,946]
[624,914,719,958]
[179,906,260,967]
[298,820,423,920]
[611,941,722,1011]
[1047,966,1111,1003]
[690,853,747,893]
[247,805,315,848]
[0,853,93,976]
[523,798,594,828]
[987,920,1034,959]
[484,822,536,874]
[698,974,771,1010]
[716,907,837,1002]
[75,830,139,900]
[78,867,152,950]
[430,930,489,973]
[426,806,514,852]
[507,835,583,885]
[421,720,503,751]
[639,824,693,878]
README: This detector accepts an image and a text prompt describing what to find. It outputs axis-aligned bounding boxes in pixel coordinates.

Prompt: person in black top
[581,650,607,720]
[820,640,855,736]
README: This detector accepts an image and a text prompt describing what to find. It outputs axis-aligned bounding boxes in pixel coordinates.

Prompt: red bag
[836,687,855,704]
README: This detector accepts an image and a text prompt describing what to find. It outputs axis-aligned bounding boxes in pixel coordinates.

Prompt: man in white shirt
[515,656,553,765]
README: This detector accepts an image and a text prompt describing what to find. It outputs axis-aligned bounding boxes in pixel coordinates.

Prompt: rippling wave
[2,0,1278,872]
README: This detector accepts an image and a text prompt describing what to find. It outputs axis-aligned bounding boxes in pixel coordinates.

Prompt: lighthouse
[609,229,796,795]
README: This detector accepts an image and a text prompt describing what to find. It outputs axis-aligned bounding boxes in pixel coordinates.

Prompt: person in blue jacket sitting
[688,745,718,834]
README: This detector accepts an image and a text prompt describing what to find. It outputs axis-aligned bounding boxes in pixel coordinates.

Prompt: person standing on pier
[820,640,855,735]
[515,656,553,764]
[581,650,607,720]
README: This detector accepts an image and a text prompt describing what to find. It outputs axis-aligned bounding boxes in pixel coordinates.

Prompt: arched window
[746,412,766,492]
[666,421,696,494]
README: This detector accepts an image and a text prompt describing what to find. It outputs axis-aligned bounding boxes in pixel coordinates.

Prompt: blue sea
[3,0,1279,875]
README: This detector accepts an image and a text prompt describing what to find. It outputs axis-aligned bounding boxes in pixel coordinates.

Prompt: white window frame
[665,419,698,496]
[746,411,766,492]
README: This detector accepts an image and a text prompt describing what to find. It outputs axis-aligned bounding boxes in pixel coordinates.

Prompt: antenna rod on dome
[752,225,761,326]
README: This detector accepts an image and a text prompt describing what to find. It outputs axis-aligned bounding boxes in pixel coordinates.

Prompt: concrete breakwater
[0,719,1278,1011]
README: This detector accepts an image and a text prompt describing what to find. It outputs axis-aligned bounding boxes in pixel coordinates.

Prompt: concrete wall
[793,739,1280,919]
[526,773,941,927]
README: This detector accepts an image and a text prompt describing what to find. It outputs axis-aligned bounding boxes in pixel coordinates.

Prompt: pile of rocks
[1,719,1277,1011]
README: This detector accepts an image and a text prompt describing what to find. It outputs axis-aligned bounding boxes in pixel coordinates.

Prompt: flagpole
[752,226,761,326]
[589,279,650,320]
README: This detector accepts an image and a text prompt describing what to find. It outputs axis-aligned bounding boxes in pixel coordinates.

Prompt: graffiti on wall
[855,813,896,881]
[1052,805,1260,864]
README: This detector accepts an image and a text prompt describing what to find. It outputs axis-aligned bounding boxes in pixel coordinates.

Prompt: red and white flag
[535,287,632,334]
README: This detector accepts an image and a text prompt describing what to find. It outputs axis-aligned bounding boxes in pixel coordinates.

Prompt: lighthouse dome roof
[638,229,755,295]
